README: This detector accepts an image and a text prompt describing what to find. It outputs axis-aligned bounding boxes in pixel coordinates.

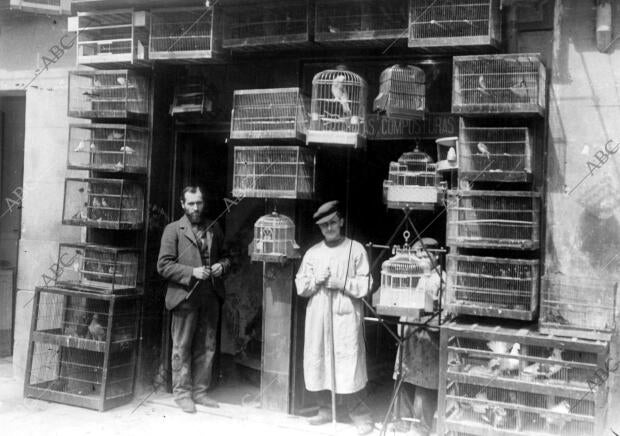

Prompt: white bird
[120,145,135,154]
[472,390,489,415]
[478,74,490,96]
[331,75,351,116]
[510,76,529,99]
[489,342,521,373]
[447,146,457,163]
[74,140,87,152]
[92,197,101,209]
[89,142,96,151]
[477,142,491,160]
[88,314,106,341]
[111,130,123,139]
[328,25,339,33]
[117,76,126,86]
[545,400,571,432]
[487,340,509,354]
[101,197,109,208]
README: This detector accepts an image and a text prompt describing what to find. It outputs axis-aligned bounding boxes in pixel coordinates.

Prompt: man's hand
[211,263,223,277]
[192,266,211,280]
[326,276,345,291]
[314,266,330,286]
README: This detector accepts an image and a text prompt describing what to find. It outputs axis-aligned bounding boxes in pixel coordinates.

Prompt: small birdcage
[149,7,216,61]
[384,148,441,210]
[408,0,501,50]
[447,254,539,320]
[540,275,617,341]
[231,88,308,141]
[307,68,368,148]
[62,178,145,230]
[248,211,300,263]
[315,0,409,48]
[232,146,315,199]
[436,136,458,172]
[70,9,149,67]
[55,243,140,294]
[222,0,311,51]
[68,70,149,121]
[67,124,148,173]
[373,65,425,120]
[170,82,213,116]
[447,190,540,249]
[24,286,141,411]
[10,0,71,15]
[452,53,547,116]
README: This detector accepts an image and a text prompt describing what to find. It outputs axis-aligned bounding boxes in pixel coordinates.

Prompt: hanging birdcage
[307,68,368,148]
[248,211,300,263]
[373,65,426,120]
[436,136,458,172]
[384,148,441,210]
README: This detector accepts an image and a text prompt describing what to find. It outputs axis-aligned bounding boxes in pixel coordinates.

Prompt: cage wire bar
[248,212,301,263]
[384,149,441,210]
[373,65,426,120]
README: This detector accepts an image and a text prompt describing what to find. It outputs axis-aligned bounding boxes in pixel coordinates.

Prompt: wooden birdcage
[315,0,409,48]
[222,0,311,51]
[10,0,71,15]
[373,65,426,120]
[70,9,149,67]
[67,124,148,174]
[248,212,300,263]
[68,70,149,121]
[230,88,308,141]
[447,190,541,250]
[24,286,141,411]
[232,146,315,199]
[55,243,140,294]
[62,178,145,230]
[307,68,367,148]
[436,136,459,172]
[540,275,617,341]
[438,320,610,436]
[408,0,501,50]
[452,53,547,116]
[447,254,539,321]
[384,148,441,210]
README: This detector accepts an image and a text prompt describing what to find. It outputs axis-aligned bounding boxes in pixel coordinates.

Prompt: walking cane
[327,289,337,433]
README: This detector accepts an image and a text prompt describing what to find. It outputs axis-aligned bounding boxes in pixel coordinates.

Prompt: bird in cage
[447,147,457,163]
[82,90,100,98]
[88,313,106,341]
[331,75,351,116]
[109,130,124,140]
[74,139,88,152]
[477,142,491,160]
[545,400,571,432]
[489,342,521,374]
[120,145,136,154]
[471,390,490,415]
[477,75,490,96]
[117,76,127,86]
[510,76,529,99]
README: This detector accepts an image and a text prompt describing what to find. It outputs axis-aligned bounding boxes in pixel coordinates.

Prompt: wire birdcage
[67,124,148,173]
[68,70,149,121]
[408,0,501,50]
[373,65,426,120]
[24,286,141,411]
[436,136,459,172]
[453,53,547,115]
[149,7,215,61]
[231,88,308,141]
[248,211,300,263]
[447,190,540,249]
[447,254,539,320]
[315,0,409,48]
[384,148,441,209]
[62,178,145,230]
[232,146,315,199]
[307,68,368,148]
[540,275,617,341]
[9,0,71,15]
[169,82,212,116]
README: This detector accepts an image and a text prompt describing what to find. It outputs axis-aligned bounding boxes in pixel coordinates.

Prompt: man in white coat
[295,200,374,435]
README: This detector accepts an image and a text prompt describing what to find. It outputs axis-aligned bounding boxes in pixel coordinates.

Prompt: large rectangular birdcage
[408,0,501,50]
[453,53,547,116]
[458,120,533,183]
[373,65,426,120]
[447,254,539,321]
[68,70,149,121]
[232,146,315,199]
[540,275,617,341]
[437,320,610,436]
[315,0,409,48]
[447,190,541,250]
[10,0,71,15]
[67,124,148,173]
[222,0,311,51]
[231,88,308,141]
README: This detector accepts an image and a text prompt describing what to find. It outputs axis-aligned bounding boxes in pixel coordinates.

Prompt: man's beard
[186,211,202,224]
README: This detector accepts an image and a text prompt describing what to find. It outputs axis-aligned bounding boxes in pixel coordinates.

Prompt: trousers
[170,291,220,400]
[315,388,373,425]
[397,383,437,436]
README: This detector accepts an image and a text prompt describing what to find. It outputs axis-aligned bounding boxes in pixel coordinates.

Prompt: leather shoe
[307,413,332,426]
[355,422,374,435]
[194,395,219,408]
[175,397,196,413]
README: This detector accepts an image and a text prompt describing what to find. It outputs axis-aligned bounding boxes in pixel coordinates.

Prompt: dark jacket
[157,214,231,310]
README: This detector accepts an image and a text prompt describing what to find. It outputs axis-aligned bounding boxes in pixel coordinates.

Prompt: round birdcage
[380,246,426,293]
[249,211,300,262]
[373,65,425,119]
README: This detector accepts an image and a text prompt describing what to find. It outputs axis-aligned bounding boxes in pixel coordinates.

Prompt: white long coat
[295,238,372,394]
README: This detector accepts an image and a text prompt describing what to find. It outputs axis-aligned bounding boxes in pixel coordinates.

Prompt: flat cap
[313,200,340,224]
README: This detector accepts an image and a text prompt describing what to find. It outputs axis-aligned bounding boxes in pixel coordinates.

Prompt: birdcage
[67,124,148,173]
[54,243,140,294]
[307,68,368,148]
[437,320,610,436]
[70,10,149,67]
[459,121,533,183]
[248,212,300,263]
[62,178,145,230]
[373,65,425,120]
[222,0,311,51]
[408,0,501,50]
[9,0,71,15]
[68,70,149,120]
[24,286,141,411]
[446,254,539,321]
[315,0,409,48]
[230,88,308,141]
[447,190,541,249]
[169,83,213,116]
[149,7,216,61]
[453,53,547,116]
[384,149,441,210]
[436,136,459,172]
[540,275,617,341]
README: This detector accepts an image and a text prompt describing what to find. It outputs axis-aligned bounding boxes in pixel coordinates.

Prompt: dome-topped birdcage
[373,65,425,120]
[249,211,300,263]
[307,67,368,149]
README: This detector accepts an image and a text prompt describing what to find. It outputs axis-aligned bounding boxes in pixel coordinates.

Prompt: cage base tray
[538,324,612,342]
[25,381,132,412]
